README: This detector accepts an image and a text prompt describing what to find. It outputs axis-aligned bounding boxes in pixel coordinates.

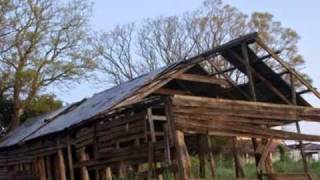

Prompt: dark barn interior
[0,33,320,180]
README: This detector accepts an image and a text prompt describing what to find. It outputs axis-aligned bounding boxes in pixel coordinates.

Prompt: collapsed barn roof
[0,32,318,148]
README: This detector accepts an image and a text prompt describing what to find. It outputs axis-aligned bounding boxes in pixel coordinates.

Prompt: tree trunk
[10,101,22,130]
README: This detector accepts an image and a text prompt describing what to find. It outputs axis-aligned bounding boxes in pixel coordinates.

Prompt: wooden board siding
[171,95,320,141]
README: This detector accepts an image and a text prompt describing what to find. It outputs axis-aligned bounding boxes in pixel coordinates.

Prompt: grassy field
[114,156,320,179]
[189,156,320,179]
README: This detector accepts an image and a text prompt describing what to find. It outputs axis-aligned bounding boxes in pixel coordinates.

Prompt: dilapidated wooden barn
[1,33,320,180]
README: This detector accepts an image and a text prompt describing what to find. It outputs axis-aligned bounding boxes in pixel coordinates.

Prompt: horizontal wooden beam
[172,95,320,122]
[155,88,191,95]
[174,117,320,142]
[175,73,229,87]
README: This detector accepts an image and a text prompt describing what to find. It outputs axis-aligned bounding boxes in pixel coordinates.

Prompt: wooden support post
[290,74,309,173]
[207,135,216,178]
[174,130,192,180]
[118,161,127,179]
[67,144,75,180]
[148,142,155,179]
[241,43,276,179]
[241,43,262,180]
[257,138,273,172]
[38,156,47,180]
[95,169,100,180]
[105,167,112,180]
[46,156,53,180]
[54,154,60,179]
[232,137,245,178]
[241,43,256,101]
[147,108,156,142]
[166,99,191,180]
[79,147,90,180]
[164,124,172,167]
[147,108,157,179]
[57,149,67,180]
[198,135,206,178]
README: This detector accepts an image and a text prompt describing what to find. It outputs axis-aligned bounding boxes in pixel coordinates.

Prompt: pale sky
[53,0,320,134]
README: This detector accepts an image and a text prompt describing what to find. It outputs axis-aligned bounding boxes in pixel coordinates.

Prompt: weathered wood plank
[57,149,67,180]
[175,73,229,87]
[172,95,320,122]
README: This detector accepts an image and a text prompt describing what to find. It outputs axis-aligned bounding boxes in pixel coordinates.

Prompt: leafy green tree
[0,0,96,130]
[0,94,62,128]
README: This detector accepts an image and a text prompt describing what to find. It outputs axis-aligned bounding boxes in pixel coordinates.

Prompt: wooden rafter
[255,36,320,99]
[228,48,292,104]
[175,73,229,87]
[155,88,191,95]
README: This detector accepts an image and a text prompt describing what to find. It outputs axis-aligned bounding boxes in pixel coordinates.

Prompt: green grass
[113,156,320,179]
[189,156,320,179]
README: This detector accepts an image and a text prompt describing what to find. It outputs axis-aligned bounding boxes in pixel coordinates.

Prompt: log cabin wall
[0,100,173,180]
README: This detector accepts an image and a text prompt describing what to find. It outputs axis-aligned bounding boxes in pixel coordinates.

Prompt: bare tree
[93,24,140,85]
[0,0,95,130]
[94,0,306,86]
[137,16,195,65]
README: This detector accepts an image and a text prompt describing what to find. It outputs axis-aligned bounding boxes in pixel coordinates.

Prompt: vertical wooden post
[57,149,67,180]
[67,144,75,180]
[241,43,262,180]
[118,161,127,179]
[147,108,157,179]
[198,135,206,178]
[54,154,60,179]
[79,147,90,180]
[105,167,112,180]
[174,130,191,180]
[290,74,309,173]
[207,135,216,178]
[232,137,245,178]
[38,156,47,180]
[166,99,191,180]
[95,169,100,180]
[101,167,113,180]
[147,108,156,142]
[46,156,53,180]
[148,142,155,179]
[164,124,172,167]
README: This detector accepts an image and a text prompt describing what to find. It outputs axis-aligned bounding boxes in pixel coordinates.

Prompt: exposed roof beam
[255,37,320,99]
[228,49,292,104]
[175,73,229,87]
[155,88,191,95]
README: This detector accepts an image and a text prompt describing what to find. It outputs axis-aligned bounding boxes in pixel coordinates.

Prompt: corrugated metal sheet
[25,70,163,141]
